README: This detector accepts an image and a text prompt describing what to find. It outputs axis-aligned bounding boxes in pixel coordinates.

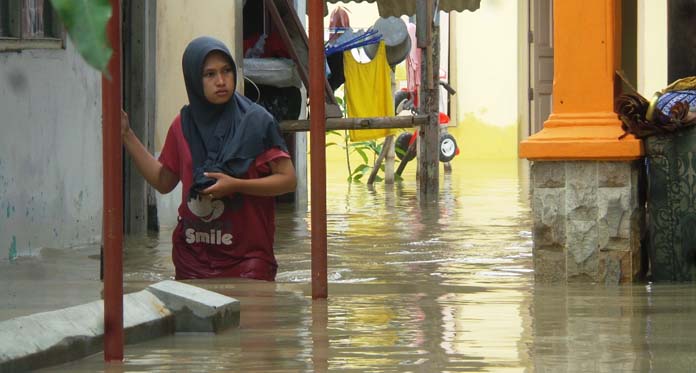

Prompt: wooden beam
[280,115,428,132]
[367,135,394,185]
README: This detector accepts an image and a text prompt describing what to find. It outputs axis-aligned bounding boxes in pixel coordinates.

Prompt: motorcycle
[394,80,459,175]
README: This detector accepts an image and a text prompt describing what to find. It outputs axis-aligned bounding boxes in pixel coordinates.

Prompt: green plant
[50,0,113,74]
[325,131,401,183]
[327,96,388,183]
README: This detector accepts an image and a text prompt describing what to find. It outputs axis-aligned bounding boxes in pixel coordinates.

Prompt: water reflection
[41,160,696,372]
[531,284,696,372]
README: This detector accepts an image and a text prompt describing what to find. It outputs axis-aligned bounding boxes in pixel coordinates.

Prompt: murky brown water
[39,160,696,372]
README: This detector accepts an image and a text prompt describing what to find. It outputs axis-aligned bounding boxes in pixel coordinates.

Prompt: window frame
[0,0,65,51]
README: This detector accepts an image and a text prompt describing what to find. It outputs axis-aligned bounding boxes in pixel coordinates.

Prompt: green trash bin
[645,126,696,281]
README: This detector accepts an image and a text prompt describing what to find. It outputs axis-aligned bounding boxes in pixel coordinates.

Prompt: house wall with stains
[0,39,103,261]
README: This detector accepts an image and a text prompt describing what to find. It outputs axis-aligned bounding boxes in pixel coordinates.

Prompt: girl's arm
[121,110,179,194]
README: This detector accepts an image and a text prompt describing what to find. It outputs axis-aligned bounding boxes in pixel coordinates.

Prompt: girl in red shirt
[121,36,296,281]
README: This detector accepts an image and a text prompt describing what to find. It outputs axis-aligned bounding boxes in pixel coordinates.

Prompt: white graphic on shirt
[187,194,225,223]
[184,194,233,245]
[185,227,233,245]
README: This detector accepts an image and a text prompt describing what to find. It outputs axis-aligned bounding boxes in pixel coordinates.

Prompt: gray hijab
[180,36,288,200]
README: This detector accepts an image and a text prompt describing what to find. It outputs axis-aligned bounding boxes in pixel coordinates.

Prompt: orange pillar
[519,0,642,161]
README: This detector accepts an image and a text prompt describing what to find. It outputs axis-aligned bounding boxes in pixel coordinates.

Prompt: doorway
[122,0,158,234]
[528,0,553,137]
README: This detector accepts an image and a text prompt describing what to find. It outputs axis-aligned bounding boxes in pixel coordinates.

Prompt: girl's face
[202,51,235,104]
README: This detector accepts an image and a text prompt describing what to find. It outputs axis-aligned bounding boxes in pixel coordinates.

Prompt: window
[0,0,64,50]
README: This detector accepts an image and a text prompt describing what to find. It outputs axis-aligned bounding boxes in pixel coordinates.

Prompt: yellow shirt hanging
[343,41,398,142]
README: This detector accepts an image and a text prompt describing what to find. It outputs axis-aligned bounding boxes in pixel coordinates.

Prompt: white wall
[450,1,519,159]
[0,39,103,260]
[155,0,238,151]
[637,0,668,98]
[453,1,518,128]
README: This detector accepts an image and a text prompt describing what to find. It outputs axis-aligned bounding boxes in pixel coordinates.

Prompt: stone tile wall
[531,161,644,284]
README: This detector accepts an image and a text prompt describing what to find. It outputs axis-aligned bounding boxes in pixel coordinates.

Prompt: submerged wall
[0,40,103,260]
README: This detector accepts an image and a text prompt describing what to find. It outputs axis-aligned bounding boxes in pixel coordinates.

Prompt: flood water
[42,160,696,372]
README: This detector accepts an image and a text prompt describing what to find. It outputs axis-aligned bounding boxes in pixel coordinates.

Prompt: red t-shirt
[158,115,290,281]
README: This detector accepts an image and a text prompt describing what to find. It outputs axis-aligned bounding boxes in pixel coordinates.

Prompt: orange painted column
[519,0,642,161]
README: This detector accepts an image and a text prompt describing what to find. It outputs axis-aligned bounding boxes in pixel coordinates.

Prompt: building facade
[1,9,103,259]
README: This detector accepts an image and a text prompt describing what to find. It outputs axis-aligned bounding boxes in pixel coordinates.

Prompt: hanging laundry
[328,6,350,43]
[406,22,421,103]
[326,7,351,91]
[326,29,382,91]
[327,53,345,91]
[343,41,397,142]
[325,28,382,57]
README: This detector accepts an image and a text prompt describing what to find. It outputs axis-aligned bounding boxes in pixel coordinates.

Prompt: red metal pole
[102,0,124,361]
[308,0,327,299]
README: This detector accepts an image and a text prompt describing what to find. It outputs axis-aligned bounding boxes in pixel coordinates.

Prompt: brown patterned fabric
[617,76,696,139]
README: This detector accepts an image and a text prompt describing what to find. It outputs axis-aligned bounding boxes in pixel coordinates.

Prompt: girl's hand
[121,109,131,138]
[201,172,238,199]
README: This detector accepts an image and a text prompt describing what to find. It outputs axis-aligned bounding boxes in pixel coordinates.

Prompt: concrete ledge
[0,281,240,372]
[147,280,240,333]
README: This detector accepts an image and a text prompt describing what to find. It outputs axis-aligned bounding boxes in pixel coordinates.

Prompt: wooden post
[367,135,394,184]
[308,0,327,299]
[384,135,396,183]
[103,0,124,362]
[418,0,440,195]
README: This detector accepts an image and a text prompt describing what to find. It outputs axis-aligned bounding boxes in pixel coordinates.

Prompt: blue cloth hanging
[325,28,382,56]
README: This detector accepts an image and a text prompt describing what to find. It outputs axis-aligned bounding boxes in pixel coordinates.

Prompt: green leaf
[325,142,338,148]
[353,148,369,164]
[349,167,365,183]
[367,140,381,154]
[354,164,370,172]
[50,0,113,73]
